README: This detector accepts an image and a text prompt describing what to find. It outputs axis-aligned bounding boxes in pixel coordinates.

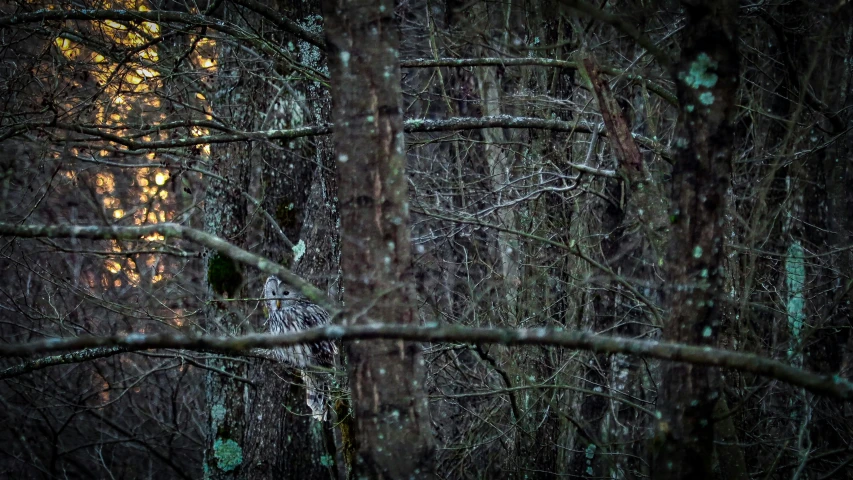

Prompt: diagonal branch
[558,0,675,71]
[0,221,333,312]
[228,0,325,48]
[0,346,129,379]
[581,55,644,175]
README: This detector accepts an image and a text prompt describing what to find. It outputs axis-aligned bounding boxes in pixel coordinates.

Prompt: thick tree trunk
[320,0,435,477]
[653,1,739,478]
[202,39,252,477]
[204,3,335,478]
[240,48,336,480]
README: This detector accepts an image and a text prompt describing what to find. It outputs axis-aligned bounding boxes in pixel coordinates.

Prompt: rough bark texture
[653,1,739,478]
[320,0,435,477]
[582,53,668,254]
[240,2,337,477]
[204,2,335,477]
[711,397,749,480]
[203,39,252,479]
[582,56,642,175]
[4,1,852,478]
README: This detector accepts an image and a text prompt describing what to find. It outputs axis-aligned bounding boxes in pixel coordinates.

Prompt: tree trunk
[320,0,435,477]
[202,38,252,478]
[654,1,739,478]
[240,10,337,474]
[204,3,335,478]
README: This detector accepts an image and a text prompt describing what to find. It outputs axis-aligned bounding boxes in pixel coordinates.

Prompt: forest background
[0,0,852,478]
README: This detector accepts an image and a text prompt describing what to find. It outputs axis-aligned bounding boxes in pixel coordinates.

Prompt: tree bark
[654,1,739,478]
[320,0,435,477]
[240,15,336,476]
[203,2,334,477]
[203,38,251,478]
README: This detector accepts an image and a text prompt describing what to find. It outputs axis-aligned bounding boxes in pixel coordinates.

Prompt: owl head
[263,276,305,311]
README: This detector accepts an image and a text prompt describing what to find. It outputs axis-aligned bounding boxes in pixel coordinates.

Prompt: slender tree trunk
[566,52,664,479]
[654,1,739,478]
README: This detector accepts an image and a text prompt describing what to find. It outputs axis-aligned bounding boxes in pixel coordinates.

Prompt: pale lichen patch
[213,438,243,472]
[680,53,719,89]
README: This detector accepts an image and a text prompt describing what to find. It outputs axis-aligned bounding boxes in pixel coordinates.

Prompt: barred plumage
[263,276,337,421]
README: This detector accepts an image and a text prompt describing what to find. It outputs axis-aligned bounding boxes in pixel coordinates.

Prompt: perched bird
[263,275,337,421]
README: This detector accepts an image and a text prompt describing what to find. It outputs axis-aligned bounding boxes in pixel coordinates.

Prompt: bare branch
[0,325,851,401]
[401,57,677,105]
[566,162,617,177]
[0,346,129,379]
[558,0,675,70]
[0,346,281,380]
[13,117,668,157]
[0,8,326,81]
[228,0,325,48]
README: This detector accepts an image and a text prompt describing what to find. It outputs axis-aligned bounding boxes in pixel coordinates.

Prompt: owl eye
[282,291,290,296]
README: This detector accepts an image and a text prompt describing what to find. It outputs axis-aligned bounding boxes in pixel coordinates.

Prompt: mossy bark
[654,2,739,478]
[202,33,251,479]
[232,2,339,479]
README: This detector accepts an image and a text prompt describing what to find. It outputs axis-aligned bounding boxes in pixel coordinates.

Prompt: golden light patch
[126,73,143,85]
[54,37,70,50]
[103,20,126,31]
[137,67,158,78]
[54,37,81,58]
[95,172,115,194]
[125,269,140,286]
[142,22,160,35]
[44,5,183,290]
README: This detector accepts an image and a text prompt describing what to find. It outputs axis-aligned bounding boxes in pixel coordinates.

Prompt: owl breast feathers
[263,276,337,368]
[263,276,337,421]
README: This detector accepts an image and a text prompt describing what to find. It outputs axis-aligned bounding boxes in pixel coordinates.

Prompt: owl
[263,275,337,421]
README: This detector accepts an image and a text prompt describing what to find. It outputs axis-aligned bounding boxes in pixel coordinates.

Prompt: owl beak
[276,300,281,308]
